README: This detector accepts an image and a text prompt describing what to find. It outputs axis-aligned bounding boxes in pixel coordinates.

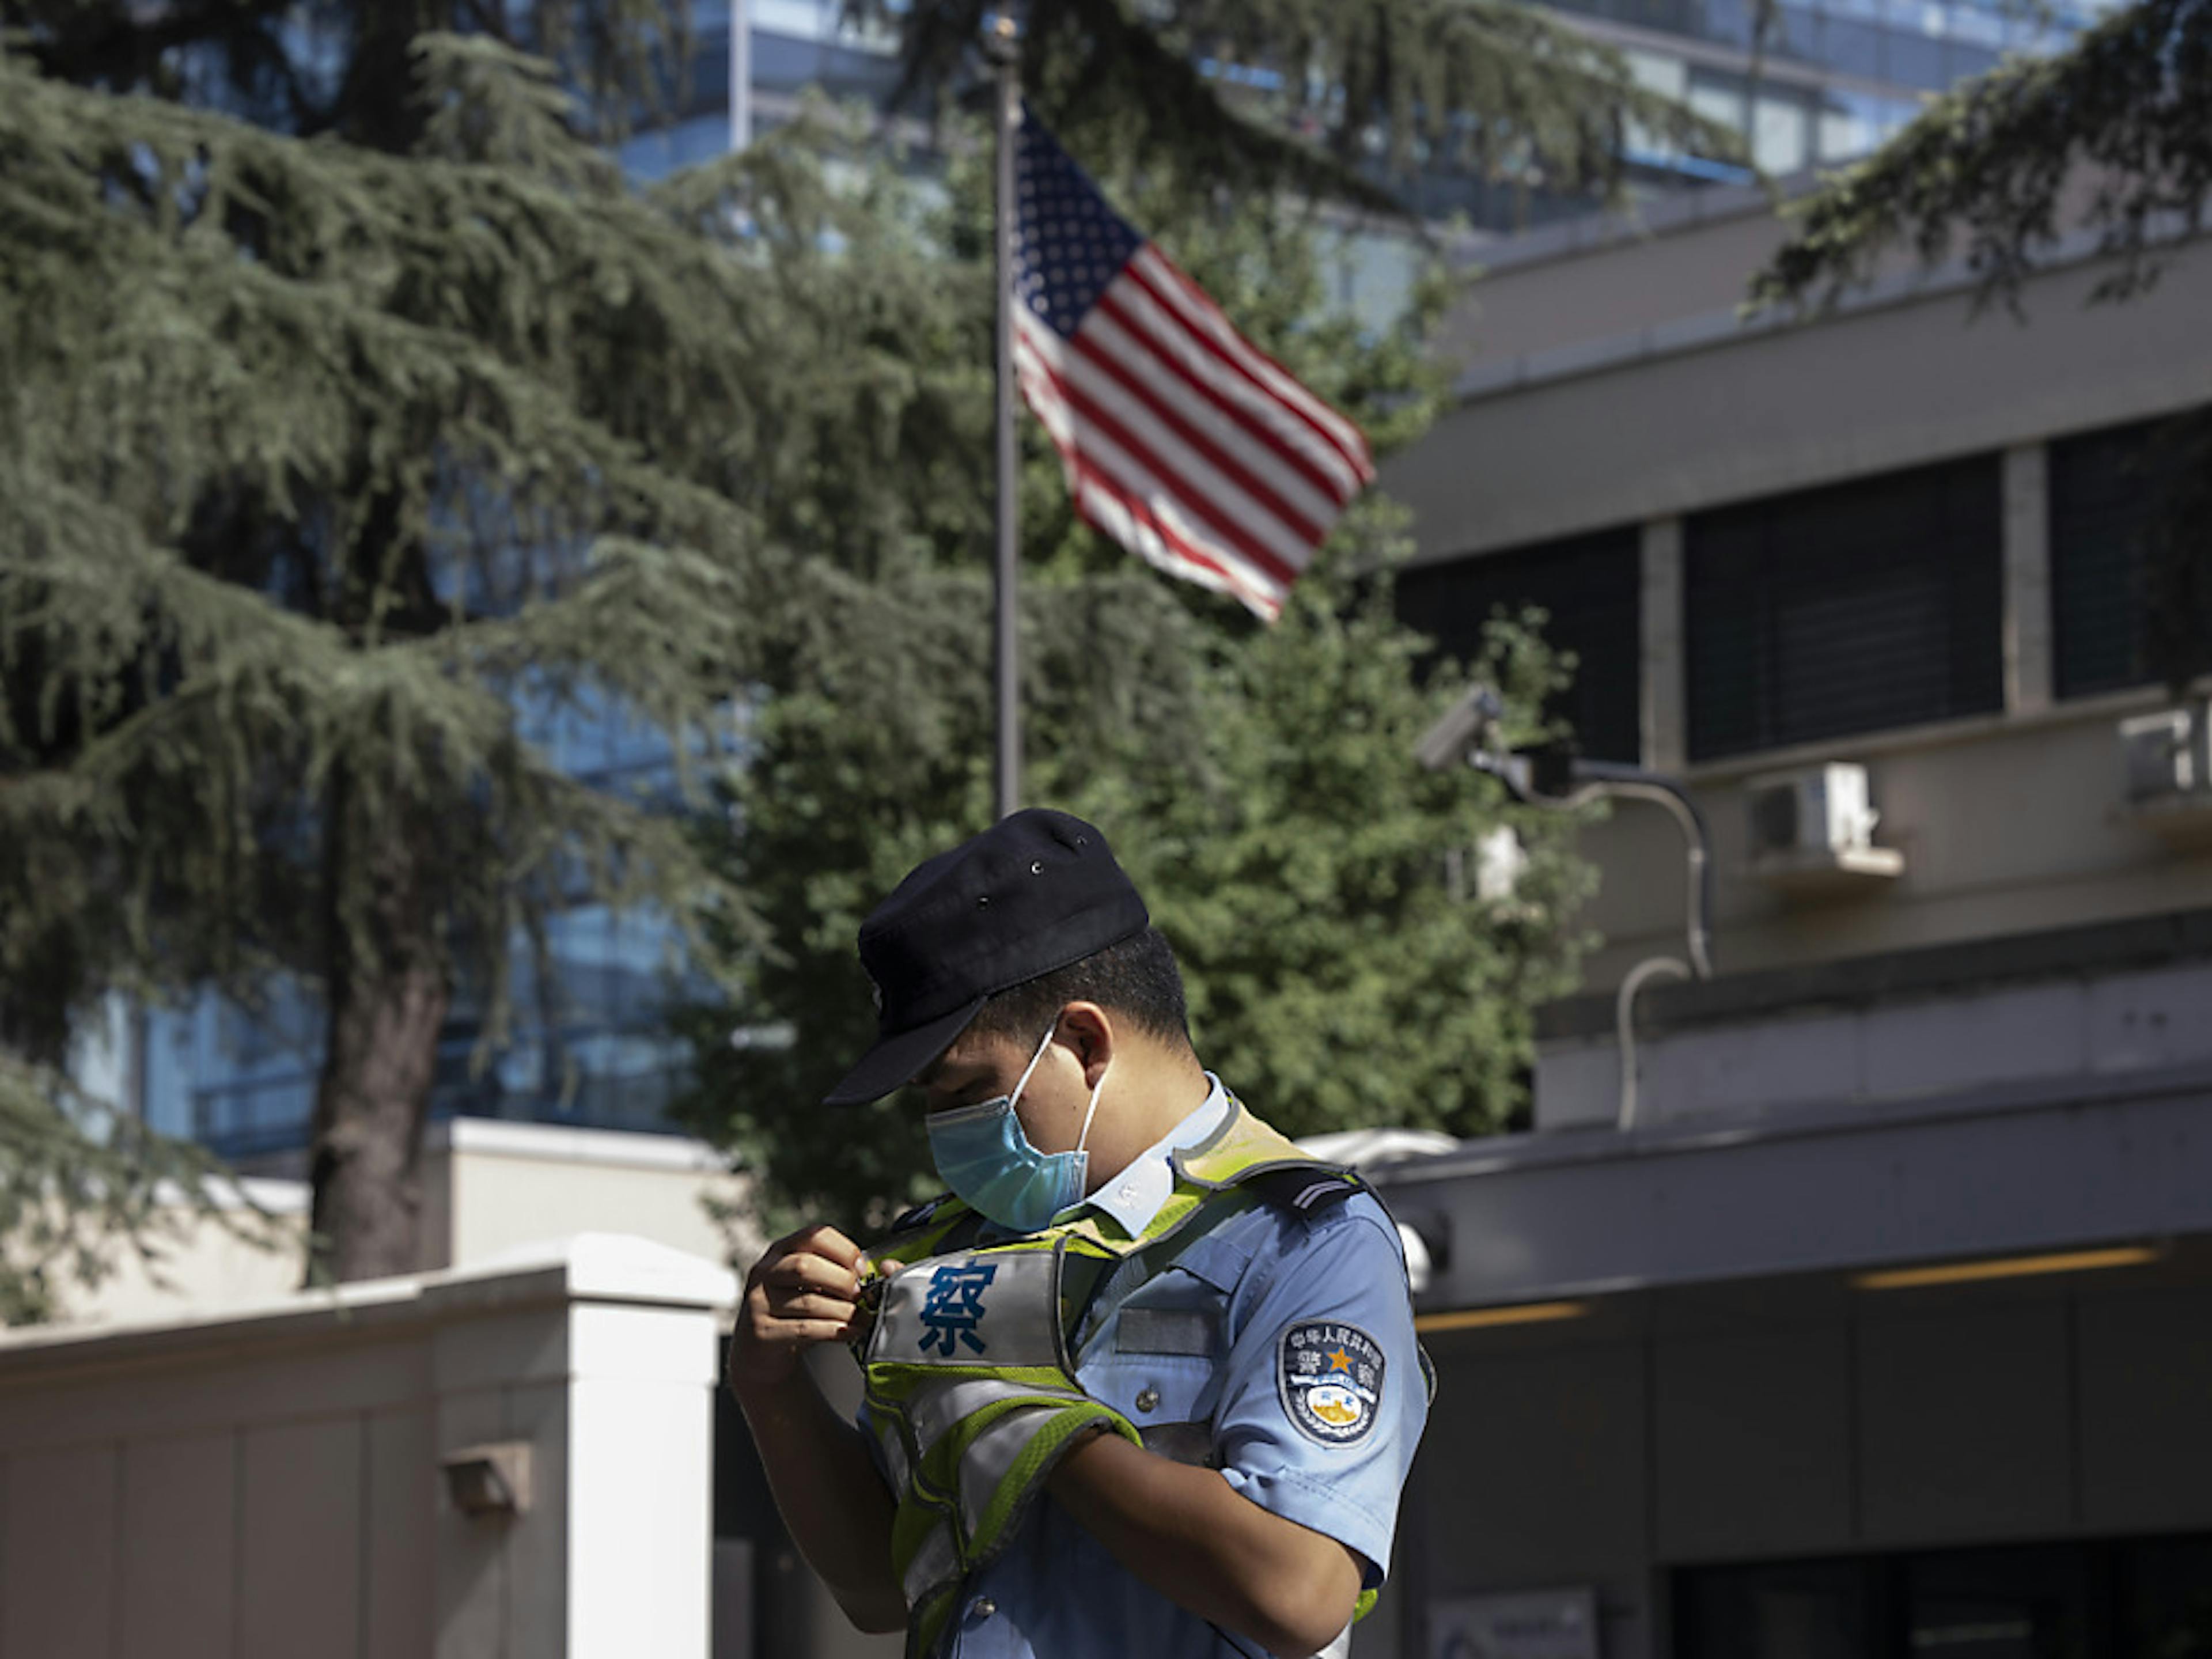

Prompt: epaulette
[886,1193,956,1234]
[1237,1163,1364,1218]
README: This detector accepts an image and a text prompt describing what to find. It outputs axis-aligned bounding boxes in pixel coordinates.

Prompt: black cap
[823,809,1149,1106]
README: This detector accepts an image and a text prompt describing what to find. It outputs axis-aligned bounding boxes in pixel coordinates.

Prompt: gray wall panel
[1,1444,117,1659]
[1857,1303,2071,1546]
[1393,1082,2212,1310]
[1654,1326,1853,1562]
[1419,1337,1649,1590]
[2077,1285,2212,1534]
[1382,241,2212,562]
[117,1432,235,1659]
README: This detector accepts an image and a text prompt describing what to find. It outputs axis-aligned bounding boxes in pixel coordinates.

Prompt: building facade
[1369,184,2212,1659]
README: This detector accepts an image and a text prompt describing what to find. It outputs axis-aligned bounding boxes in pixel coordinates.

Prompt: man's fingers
[760,1251,862,1298]
[768,1319,853,1345]
[731,1309,852,1370]
[788,1224,864,1269]
[766,1286,858,1324]
[728,1224,874,1393]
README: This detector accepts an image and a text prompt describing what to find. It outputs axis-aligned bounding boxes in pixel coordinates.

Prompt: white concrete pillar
[568,1299,722,1659]
[1641,517,1687,773]
[426,1234,737,1659]
[2003,444,2054,715]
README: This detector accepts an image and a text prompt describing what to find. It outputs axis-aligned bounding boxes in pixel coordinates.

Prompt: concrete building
[1368,185,2212,1658]
[0,1233,737,1659]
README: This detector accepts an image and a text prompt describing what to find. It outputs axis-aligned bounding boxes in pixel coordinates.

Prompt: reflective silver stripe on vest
[874,1412,912,1495]
[901,1517,960,1608]
[955,1404,1054,1546]
[908,1377,1087,1462]
[866,1247,1066,1370]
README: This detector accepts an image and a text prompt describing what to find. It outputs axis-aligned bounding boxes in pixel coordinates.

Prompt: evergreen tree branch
[853,0,1738,211]
[0,1055,289,1325]
[1752,0,2212,311]
[3,1,695,143]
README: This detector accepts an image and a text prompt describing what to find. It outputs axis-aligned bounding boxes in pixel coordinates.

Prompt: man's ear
[1058,1001,1116,1085]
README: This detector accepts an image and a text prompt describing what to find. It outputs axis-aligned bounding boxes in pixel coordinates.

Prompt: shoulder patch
[1277,1320,1386,1447]
[1240,1165,1362,1217]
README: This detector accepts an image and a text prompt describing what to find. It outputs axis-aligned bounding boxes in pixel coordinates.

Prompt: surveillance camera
[1414,684,1506,774]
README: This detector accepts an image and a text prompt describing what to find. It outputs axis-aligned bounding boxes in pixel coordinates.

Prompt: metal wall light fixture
[441,1441,534,1518]
[1415,684,1715,1128]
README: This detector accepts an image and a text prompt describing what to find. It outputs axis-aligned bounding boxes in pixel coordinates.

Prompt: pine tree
[0,35,850,1285]
[674,137,1593,1235]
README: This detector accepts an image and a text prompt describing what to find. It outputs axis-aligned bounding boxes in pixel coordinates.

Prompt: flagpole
[988,17,1021,822]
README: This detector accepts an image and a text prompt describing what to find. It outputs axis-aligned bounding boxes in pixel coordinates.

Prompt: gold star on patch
[1328,1348,1353,1372]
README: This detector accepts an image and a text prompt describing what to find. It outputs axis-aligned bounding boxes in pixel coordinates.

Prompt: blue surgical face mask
[926,1022,1110,1234]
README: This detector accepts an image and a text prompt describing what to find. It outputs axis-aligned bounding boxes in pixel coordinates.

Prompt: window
[1676,1557,1873,1659]
[1685,456,2003,760]
[1396,527,1643,763]
[1752,94,1810,174]
[1816,80,1891,154]
[2048,412,2212,700]
[1689,67,1751,138]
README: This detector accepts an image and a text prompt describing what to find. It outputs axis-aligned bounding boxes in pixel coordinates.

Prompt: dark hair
[966,926,1192,1051]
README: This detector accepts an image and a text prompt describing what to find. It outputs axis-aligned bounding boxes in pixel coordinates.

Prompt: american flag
[1009,108,1376,622]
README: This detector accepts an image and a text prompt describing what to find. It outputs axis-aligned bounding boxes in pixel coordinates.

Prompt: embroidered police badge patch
[1278,1320,1385,1446]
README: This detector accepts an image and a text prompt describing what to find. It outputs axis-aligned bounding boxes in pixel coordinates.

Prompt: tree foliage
[674,135,1593,1237]
[1751,0,2212,310]
[863,0,1735,210]
[1,36,886,1284]
[0,1060,281,1324]
[6,0,695,147]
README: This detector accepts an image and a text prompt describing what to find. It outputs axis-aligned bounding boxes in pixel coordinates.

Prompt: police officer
[728,808,1429,1658]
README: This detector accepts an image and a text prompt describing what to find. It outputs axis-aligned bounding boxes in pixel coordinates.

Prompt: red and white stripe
[1013,245,1375,622]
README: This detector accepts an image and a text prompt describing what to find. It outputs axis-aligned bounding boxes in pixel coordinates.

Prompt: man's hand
[729,1224,867,1399]
[725,1224,907,1634]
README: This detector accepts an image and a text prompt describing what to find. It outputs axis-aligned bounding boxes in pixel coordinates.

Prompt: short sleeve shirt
[891,1080,1430,1659]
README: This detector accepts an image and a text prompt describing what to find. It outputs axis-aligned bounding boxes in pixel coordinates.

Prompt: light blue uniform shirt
[922,1078,1430,1659]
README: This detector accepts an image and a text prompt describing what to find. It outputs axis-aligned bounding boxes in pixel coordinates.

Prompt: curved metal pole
[1446,716,1717,1131]
[1615,956,1692,1130]
[1559,763,1714,981]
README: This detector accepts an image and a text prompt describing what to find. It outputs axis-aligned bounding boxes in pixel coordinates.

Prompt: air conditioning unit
[1744,762,1904,893]
[2118,703,2212,840]
[2119,704,2212,801]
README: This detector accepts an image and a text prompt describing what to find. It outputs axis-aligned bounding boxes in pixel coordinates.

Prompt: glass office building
[144,691,711,1160]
